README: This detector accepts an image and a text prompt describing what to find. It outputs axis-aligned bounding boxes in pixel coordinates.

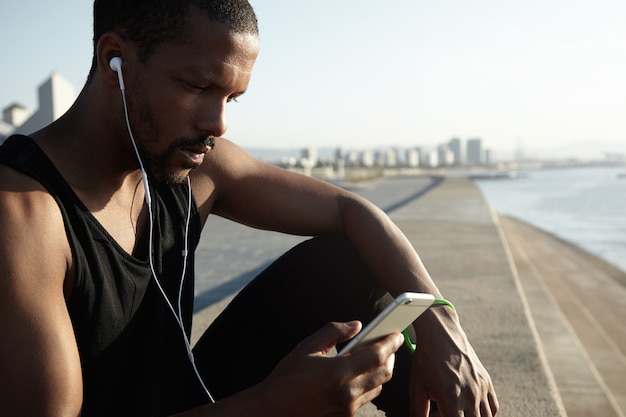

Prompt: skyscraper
[448,137,462,165]
[1,72,76,144]
[466,138,483,165]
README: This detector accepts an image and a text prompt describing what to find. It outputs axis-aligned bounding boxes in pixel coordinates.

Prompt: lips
[179,145,209,165]
[183,144,210,155]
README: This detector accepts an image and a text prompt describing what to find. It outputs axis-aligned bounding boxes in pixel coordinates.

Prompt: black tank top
[0,135,208,416]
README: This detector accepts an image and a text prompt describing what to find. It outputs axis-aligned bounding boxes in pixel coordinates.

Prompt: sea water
[475,166,626,273]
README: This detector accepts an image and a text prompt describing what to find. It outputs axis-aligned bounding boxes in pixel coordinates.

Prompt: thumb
[297,321,362,356]
[410,373,432,417]
[411,390,432,417]
[411,397,431,417]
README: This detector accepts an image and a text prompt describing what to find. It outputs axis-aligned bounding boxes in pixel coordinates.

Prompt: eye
[186,82,207,93]
[227,95,240,103]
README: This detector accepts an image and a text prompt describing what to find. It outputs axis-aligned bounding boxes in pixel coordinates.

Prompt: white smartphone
[337,292,434,356]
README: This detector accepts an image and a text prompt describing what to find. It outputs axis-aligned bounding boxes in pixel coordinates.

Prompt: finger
[348,331,405,359]
[436,393,496,417]
[409,392,431,417]
[295,321,362,356]
[488,390,499,415]
[348,352,396,402]
[343,333,404,375]
[432,396,462,417]
[409,363,432,417]
[338,382,383,415]
[480,399,494,417]
[354,383,384,410]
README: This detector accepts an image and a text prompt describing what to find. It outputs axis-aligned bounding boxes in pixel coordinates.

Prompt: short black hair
[87,0,258,83]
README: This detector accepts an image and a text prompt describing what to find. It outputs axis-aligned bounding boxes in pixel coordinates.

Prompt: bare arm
[0,167,83,417]
[192,138,499,416]
[175,322,404,417]
[194,138,441,297]
[0,163,403,417]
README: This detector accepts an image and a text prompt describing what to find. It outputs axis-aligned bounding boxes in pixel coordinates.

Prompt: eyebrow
[185,67,248,96]
[184,68,219,84]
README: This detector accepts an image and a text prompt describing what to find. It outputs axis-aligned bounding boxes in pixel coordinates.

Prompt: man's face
[126,10,259,185]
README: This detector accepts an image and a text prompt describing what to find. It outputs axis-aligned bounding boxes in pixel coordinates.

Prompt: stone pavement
[386,177,563,417]
[191,176,438,314]
[191,175,624,416]
[500,216,626,417]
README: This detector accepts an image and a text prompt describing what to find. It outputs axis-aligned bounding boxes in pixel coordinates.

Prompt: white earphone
[108,57,149,205]
[109,57,125,91]
[109,56,215,403]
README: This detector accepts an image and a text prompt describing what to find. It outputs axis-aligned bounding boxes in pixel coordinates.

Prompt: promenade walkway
[191,175,625,416]
[500,216,626,417]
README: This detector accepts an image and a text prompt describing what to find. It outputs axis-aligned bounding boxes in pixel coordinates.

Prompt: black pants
[192,234,417,416]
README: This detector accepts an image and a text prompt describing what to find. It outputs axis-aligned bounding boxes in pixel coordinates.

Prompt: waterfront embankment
[192,176,625,416]
[500,215,626,417]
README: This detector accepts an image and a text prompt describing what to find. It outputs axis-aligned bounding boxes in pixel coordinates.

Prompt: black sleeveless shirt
[0,135,208,416]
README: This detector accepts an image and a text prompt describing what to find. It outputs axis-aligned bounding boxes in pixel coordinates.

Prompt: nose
[195,100,228,138]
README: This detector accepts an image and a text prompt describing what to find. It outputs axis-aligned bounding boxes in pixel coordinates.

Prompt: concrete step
[390,177,564,416]
[192,176,571,416]
[499,215,626,417]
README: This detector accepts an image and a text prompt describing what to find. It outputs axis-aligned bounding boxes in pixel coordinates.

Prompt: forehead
[148,8,259,78]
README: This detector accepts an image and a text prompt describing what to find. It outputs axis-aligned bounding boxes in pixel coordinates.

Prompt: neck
[32,83,144,192]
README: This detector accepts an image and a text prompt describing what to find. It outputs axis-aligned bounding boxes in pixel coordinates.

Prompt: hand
[410,310,499,416]
[262,321,404,417]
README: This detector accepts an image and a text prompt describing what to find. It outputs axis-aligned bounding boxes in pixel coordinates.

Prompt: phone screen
[337,292,434,356]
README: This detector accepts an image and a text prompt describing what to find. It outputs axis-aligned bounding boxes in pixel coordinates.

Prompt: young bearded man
[0,1,498,416]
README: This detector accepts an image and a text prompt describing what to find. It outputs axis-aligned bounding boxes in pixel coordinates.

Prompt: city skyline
[1,71,622,163]
[1,1,625,160]
[1,71,622,164]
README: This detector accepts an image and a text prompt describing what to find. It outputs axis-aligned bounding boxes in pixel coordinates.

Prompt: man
[0,0,498,416]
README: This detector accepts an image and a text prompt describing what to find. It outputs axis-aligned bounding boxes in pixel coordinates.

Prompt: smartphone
[337,292,434,356]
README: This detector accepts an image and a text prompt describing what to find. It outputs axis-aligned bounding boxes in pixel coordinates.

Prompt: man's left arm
[192,138,499,416]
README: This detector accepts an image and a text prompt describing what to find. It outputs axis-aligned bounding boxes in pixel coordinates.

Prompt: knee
[296,234,361,268]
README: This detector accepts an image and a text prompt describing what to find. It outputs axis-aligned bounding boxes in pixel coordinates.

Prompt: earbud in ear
[109,57,122,72]
[109,57,125,91]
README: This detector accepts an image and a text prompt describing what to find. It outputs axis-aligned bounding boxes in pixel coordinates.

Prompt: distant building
[425,149,439,168]
[0,119,13,142]
[405,148,420,168]
[485,149,493,165]
[448,137,462,165]
[384,148,398,167]
[437,144,455,167]
[466,138,483,165]
[345,150,360,167]
[334,147,343,161]
[301,147,318,167]
[1,72,76,144]
[361,150,375,167]
[3,103,32,128]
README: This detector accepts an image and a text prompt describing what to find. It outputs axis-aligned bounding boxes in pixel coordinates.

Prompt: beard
[139,135,212,186]
[126,81,210,186]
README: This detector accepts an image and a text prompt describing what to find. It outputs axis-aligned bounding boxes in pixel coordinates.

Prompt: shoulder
[189,137,276,218]
[0,164,82,416]
[0,164,72,291]
[198,136,265,180]
[0,164,66,229]
[188,137,357,235]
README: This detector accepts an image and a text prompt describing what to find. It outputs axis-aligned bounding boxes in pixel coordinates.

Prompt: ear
[95,32,132,89]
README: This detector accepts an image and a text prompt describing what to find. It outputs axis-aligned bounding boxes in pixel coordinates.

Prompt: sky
[1,0,625,159]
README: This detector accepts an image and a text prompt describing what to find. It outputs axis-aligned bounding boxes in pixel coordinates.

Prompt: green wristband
[402,298,456,352]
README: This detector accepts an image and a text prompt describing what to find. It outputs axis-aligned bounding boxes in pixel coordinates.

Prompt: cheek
[134,78,211,140]
[131,101,160,142]
[139,97,194,141]
[154,92,199,131]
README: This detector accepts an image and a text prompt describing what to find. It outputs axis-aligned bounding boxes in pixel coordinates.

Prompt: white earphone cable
[118,83,216,404]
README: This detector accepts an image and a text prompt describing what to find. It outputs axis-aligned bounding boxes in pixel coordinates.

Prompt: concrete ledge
[500,215,626,417]
[389,177,564,416]
[192,177,566,416]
